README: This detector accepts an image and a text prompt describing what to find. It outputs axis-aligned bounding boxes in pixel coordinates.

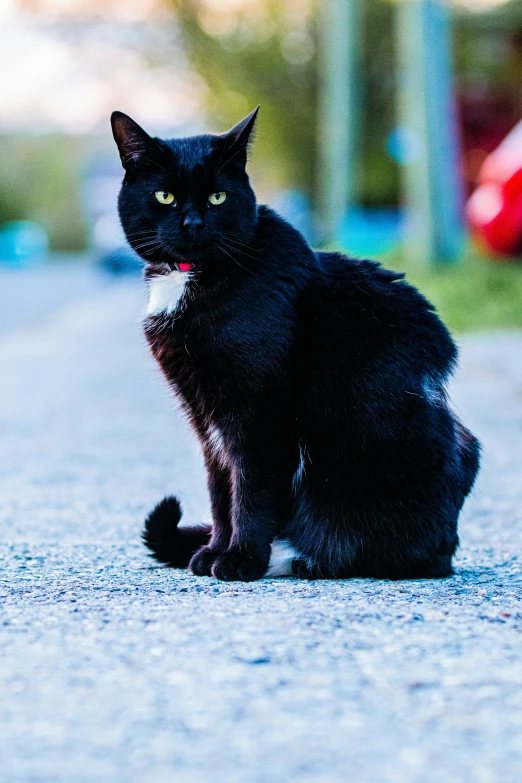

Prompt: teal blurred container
[338,208,405,257]
[0,221,49,268]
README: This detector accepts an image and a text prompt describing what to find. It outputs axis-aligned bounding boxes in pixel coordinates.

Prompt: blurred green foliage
[172,0,319,199]
[0,0,520,257]
[385,246,522,333]
[173,0,399,207]
[0,136,87,252]
[174,0,522,209]
[454,2,522,94]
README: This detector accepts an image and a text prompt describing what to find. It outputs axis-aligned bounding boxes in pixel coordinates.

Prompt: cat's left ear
[111,111,156,171]
[221,106,259,168]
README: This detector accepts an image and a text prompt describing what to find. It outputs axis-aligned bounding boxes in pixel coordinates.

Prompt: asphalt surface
[1,269,521,782]
[0,259,109,335]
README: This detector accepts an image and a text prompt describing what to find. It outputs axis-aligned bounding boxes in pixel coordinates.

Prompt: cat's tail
[142,496,211,567]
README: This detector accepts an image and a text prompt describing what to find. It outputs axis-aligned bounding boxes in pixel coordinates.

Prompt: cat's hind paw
[211,548,268,582]
[292,558,322,580]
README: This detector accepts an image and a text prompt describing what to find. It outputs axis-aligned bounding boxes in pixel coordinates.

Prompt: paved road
[0,273,521,782]
[0,259,110,335]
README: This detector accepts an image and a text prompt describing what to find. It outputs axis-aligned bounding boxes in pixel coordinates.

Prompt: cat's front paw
[189,546,221,577]
[211,548,268,582]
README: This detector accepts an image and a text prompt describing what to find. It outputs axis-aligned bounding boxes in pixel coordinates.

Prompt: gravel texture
[0,274,521,783]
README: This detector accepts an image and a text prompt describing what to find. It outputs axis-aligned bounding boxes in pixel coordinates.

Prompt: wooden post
[318,0,361,245]
[397,0,464,263]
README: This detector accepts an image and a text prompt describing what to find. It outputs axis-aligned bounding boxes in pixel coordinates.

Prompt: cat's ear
[220,106,259,168]
[111,111,156,170]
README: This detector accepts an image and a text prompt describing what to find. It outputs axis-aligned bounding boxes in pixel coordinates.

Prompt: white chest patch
[147,270,190,316]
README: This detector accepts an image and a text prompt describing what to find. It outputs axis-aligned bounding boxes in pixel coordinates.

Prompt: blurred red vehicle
[467,120,522,259]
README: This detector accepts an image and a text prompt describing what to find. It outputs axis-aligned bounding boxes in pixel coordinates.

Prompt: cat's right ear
[111,111,154,170]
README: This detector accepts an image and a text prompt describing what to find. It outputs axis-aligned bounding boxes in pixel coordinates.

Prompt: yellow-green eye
[208,192,227,206]
[154,191,176,205]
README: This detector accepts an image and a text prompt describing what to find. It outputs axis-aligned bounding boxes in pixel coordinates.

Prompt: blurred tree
[360,0,398,206]
[172,0,319,199]
[0,136,87,252]
[173,0,400,208]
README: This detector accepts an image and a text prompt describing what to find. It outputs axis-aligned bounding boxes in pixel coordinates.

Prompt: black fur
[112,108,480,582]
[142,496,210,567]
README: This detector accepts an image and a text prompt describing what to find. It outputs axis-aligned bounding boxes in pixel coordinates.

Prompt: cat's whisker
[134,244,165,261]
[125,233,160,251]
[133,239,162,250]
[222,233,262,253]
[221,239,259,262]
[131,236,160,246]
[221,235,258,254]
[222,234,259,261]
[99,246,144,266]
[217,243,253,274]
[133,244,163,257]
[126,230,158,240]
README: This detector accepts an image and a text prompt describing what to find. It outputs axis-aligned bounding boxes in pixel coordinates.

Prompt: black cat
[111,107,480,582]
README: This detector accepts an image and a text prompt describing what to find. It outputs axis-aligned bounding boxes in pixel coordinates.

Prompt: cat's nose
[182,210,203,240]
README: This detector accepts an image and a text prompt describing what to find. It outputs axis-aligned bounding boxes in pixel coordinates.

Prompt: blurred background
[1,0,522,331]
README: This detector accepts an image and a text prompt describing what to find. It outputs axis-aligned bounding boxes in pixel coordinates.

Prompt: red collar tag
[178,262,193,272]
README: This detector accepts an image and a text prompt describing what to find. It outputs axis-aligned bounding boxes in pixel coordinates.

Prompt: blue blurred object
[386,127,422,165]
[82,157,143,275]
[270,190,315,244]
[337,208,405,257]
[0,221,49,268]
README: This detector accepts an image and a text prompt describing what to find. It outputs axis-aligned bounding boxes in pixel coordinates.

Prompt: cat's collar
[174,261,193,273]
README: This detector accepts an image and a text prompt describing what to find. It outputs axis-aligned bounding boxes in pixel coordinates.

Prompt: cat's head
[111,108,259,271]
